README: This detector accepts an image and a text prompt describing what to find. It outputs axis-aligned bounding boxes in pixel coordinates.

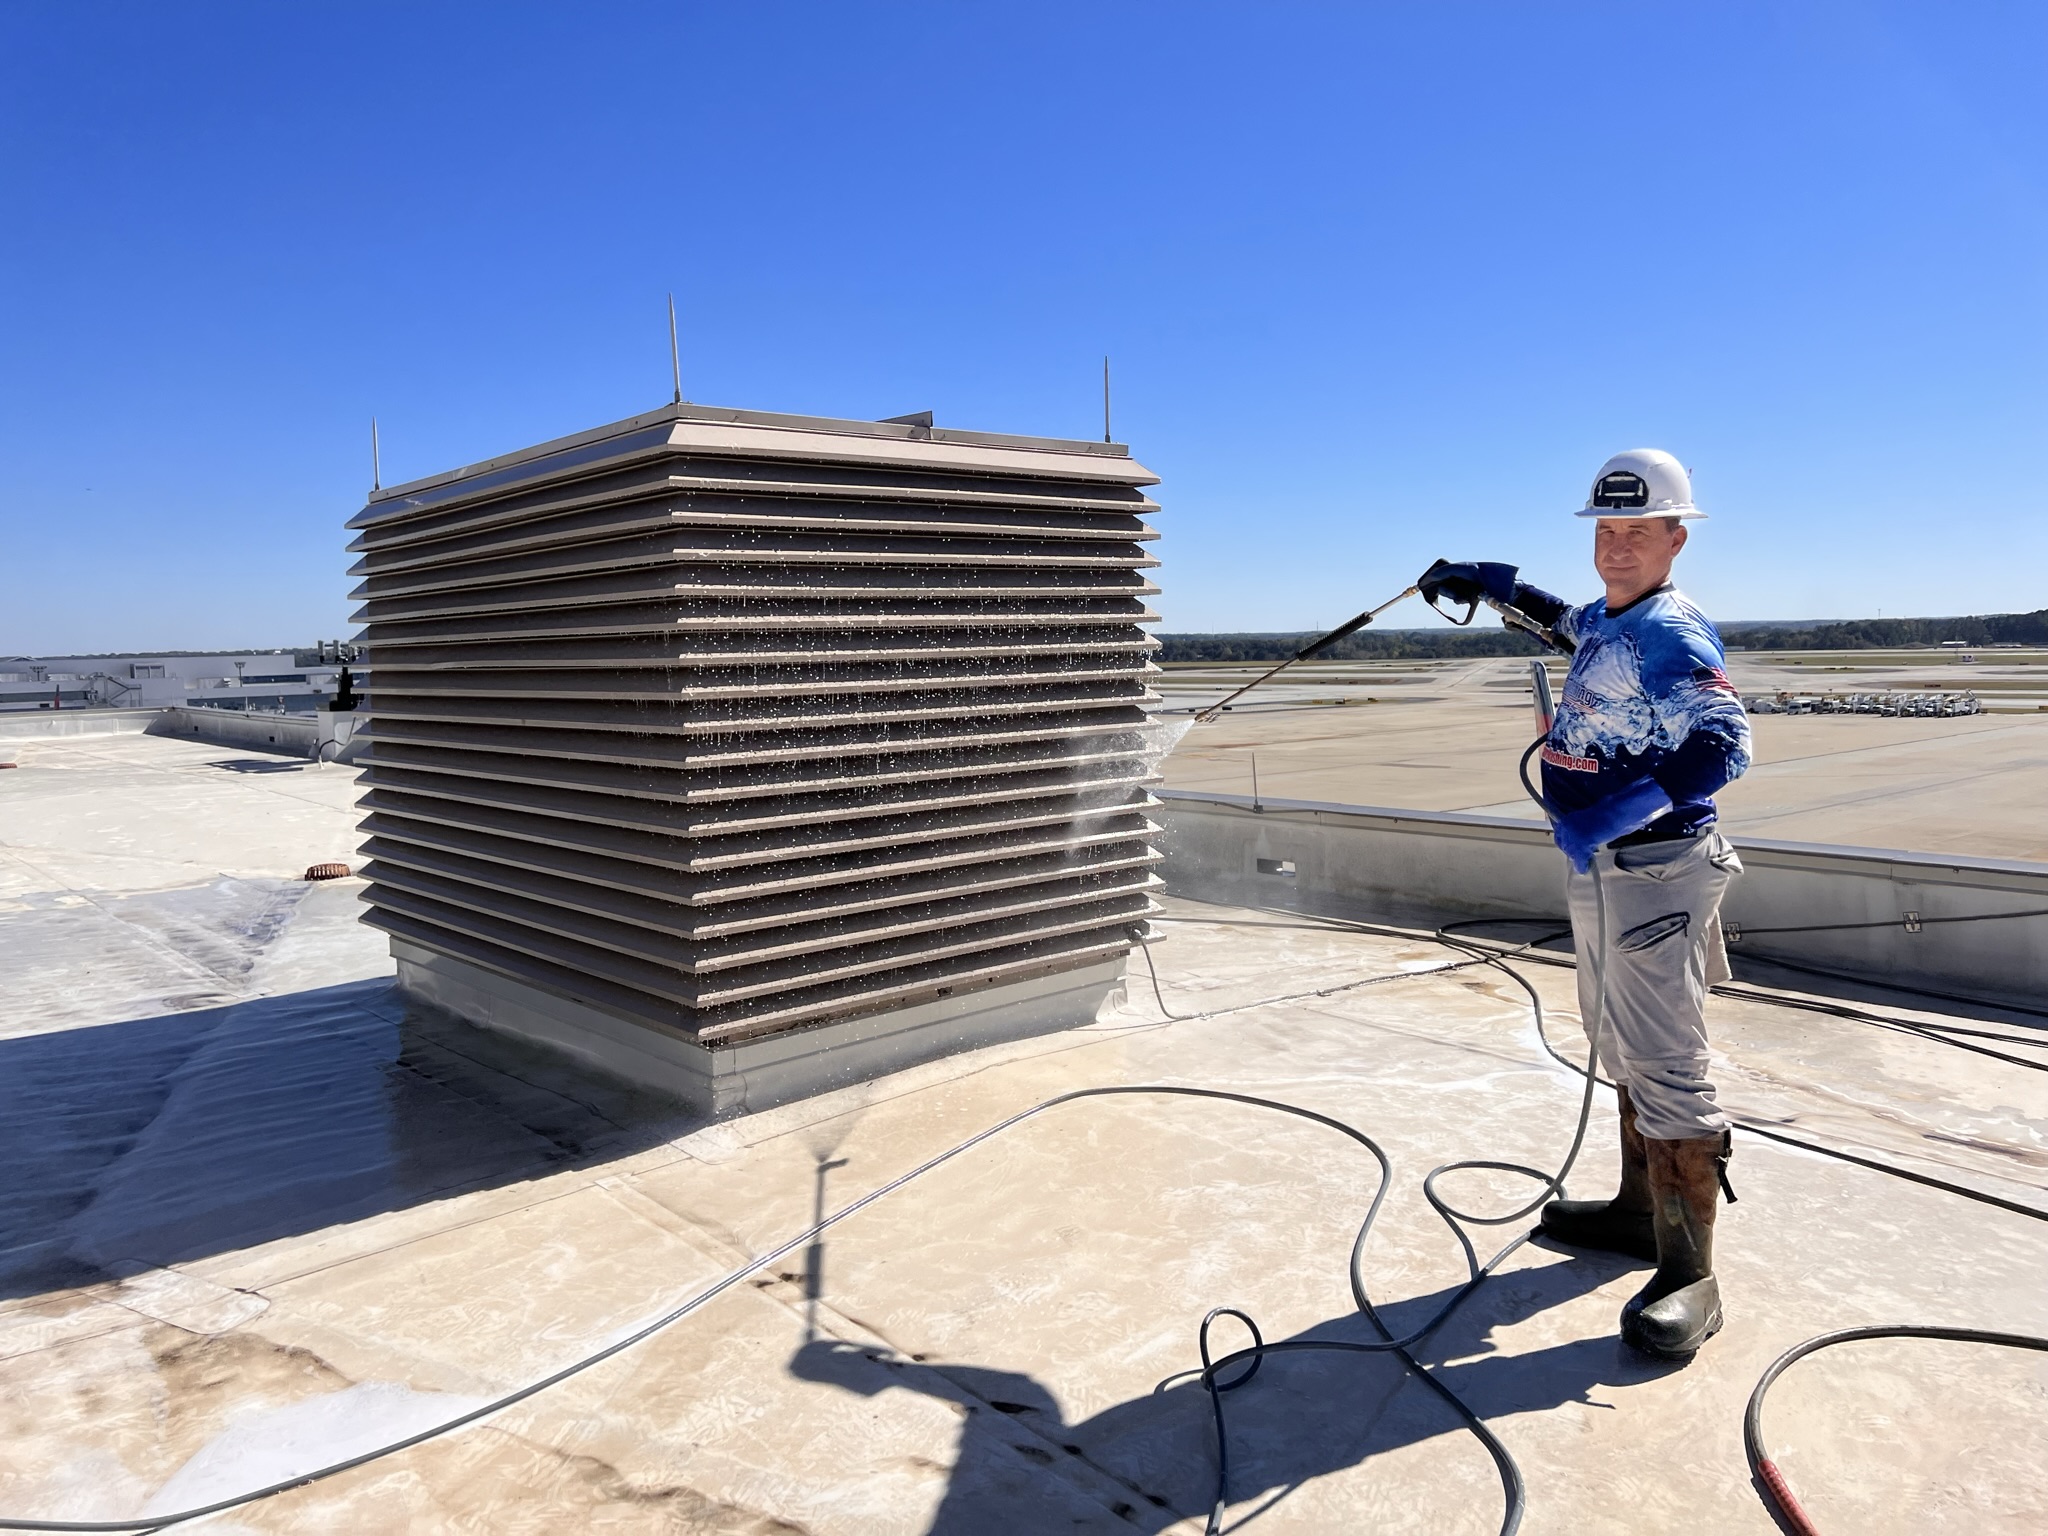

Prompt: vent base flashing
[392,940,1124,1118]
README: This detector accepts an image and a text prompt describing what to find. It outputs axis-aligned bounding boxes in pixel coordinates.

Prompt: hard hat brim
[1574,507,1707,520]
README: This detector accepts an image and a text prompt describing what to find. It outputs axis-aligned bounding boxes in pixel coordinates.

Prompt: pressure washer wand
[1194,585,1420,723]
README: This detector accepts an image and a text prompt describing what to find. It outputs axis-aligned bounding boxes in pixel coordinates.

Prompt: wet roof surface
[3,732,2046,1533]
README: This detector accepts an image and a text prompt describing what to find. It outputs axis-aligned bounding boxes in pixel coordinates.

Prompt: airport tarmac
[1155,652,2048,861]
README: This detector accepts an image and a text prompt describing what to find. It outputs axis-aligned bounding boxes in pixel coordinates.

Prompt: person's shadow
[790,1239,1681,1532]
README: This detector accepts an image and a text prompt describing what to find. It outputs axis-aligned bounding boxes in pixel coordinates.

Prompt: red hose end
[1757,1457,1823,1536]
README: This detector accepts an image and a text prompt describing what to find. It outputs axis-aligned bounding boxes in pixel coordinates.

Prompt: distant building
[0,647,364,713]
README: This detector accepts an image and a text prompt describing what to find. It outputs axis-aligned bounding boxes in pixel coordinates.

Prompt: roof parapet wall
[1155,790,2048,1007]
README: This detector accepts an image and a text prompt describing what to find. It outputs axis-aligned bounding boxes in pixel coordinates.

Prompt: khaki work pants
[1565,832,1743,1141]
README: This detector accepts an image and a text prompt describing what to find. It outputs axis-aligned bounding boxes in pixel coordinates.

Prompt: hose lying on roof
[1402,917,2048,1532]
[0,929,1605,1534]
[3,859,2041,1530]
[1744,1327,2048,1536]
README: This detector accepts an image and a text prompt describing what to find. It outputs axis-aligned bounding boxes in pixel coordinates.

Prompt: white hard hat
[1576,448,1705,519]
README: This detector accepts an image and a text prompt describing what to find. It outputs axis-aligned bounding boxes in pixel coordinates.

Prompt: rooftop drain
[346,403,1166,1105]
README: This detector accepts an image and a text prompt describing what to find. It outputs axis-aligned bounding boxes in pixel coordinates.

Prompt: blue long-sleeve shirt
[1513,580,1752,844]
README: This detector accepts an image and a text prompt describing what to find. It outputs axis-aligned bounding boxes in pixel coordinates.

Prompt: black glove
[1418,559,1519,607]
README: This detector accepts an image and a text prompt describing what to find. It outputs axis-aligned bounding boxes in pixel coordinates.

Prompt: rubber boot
[1620,1131,1731,1359]
[1539,1088,1656,1261]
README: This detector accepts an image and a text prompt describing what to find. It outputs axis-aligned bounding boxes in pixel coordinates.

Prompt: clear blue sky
[5,2,2046,653]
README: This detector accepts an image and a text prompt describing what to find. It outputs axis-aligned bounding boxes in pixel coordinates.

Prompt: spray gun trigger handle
[1423,589,1480,627]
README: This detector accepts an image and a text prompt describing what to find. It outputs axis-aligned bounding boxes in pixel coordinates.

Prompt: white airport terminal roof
[2,731,2045,1533]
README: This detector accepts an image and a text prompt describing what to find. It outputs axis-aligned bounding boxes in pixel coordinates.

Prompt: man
[1419,447,1751,1360]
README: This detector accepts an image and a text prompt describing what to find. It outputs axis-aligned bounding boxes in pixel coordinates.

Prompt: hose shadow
[790,1247,1678,1532]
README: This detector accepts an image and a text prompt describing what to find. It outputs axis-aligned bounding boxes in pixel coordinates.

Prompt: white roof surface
[1,731,2044,1533]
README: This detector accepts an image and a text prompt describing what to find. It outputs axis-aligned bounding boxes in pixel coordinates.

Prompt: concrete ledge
[145,706,320,757]
[0,708,159,740]
[0,705,362,762]
[1155,789,2048,1004]
[391,939,1127,1118]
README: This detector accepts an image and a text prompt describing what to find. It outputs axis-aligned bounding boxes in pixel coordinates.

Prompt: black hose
[1431,922,2048,1224]
[1435,909,2048,1063]
[1516,696,2048,1536]
[1517,733,1547,811]
[8,744,2036,1533]
[1129,917,1611,1535]
[1514,732,2048,1020]
[1729,907,2048,937]
[1711,985,2048,1072]
[1129,918,1497,1025]
[1744,1326,2048,1535]
[0,921,1611,1536]
[0,1086,1565,1536]
[1733,950,2048,1022]
[1711,979,2048,1047]
[1492,749,2048,1532]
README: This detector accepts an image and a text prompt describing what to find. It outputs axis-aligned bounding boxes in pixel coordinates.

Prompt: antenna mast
[668,293,684,405]
[1102,356,1111,443]
[371,417,381,491]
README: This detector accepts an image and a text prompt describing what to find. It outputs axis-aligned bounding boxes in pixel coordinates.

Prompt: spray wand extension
[1190,568,1576,724]
[1193,585,1419,723]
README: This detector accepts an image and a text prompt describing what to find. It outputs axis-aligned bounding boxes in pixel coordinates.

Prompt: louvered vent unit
[346,404,1164,1069]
